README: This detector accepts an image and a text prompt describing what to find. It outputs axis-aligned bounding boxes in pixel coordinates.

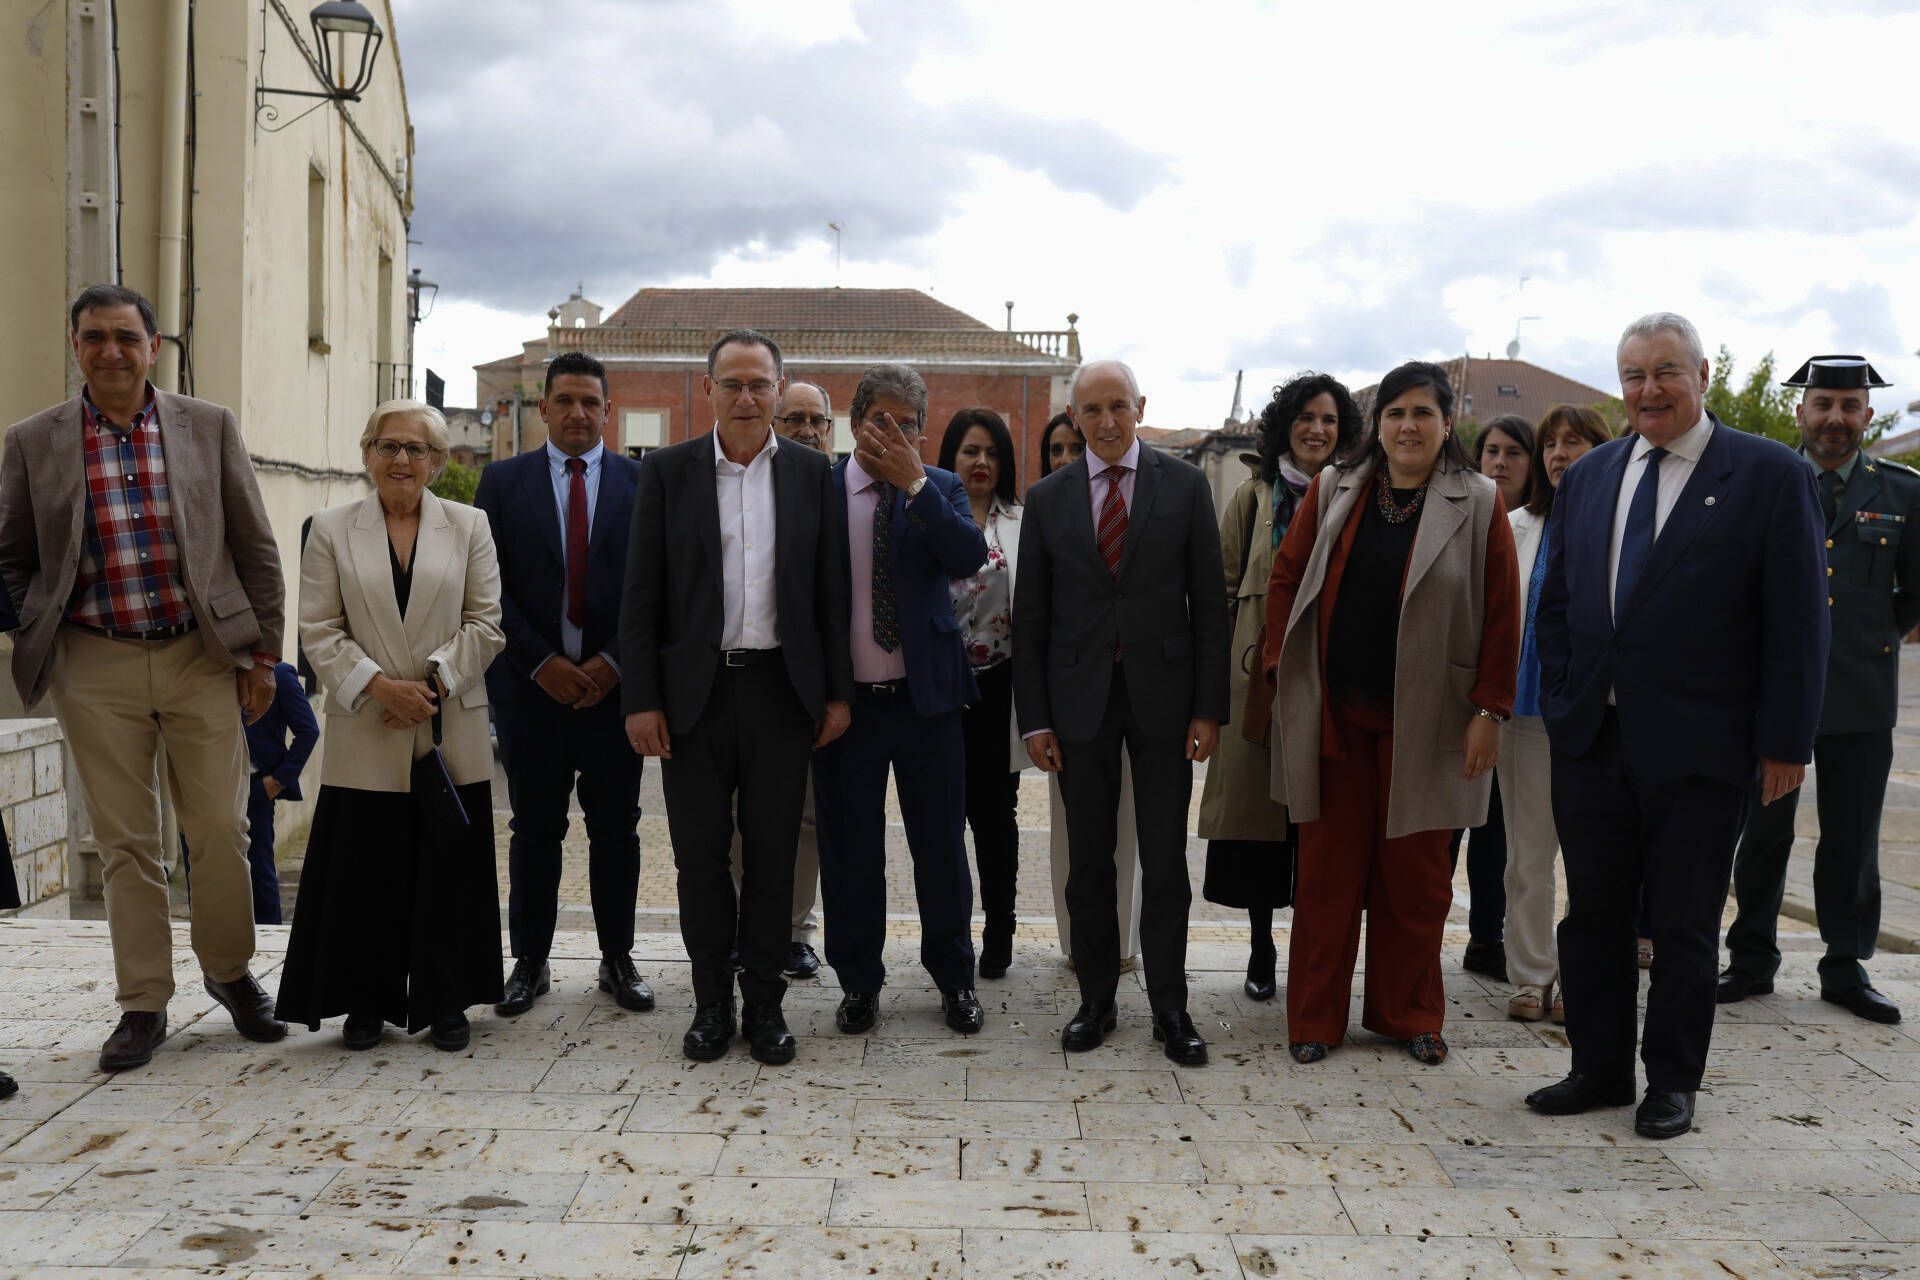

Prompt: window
[307,164,327,353]
[623,409,666,456]
[1497,385,1520,397]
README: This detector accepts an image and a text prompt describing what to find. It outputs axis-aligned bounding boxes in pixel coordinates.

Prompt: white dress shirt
[1608,413,1713,622]
[715,427,781,650]
[544,438,605,666]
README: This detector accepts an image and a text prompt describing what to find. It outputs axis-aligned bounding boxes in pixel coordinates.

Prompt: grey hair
[779,380,833,417]
[850,364,927,431]
[361,399,450,480]
[1617,312,1706,368]
[1070,358,1143,405]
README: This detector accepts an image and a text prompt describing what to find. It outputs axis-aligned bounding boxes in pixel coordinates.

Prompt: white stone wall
[0,719,66,906]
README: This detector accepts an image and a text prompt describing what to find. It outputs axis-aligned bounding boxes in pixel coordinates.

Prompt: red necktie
[565,457,588,629]
[1097,466,1130,578]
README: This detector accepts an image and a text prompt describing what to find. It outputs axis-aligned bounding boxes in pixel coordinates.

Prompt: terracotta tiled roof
[1356,356,1613,428]
[1870,426,1920,458]
[605,287,998,332]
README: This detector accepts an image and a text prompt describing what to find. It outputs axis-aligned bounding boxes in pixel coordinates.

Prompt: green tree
[430,458,479,505]
[1706,346,1900,447]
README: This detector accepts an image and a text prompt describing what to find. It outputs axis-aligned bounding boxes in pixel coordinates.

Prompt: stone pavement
[1,916,1917,1278]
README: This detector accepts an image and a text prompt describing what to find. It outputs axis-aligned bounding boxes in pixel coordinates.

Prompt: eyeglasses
[370,439,436,459]
[777,413,832,430]
[716,379,779,398]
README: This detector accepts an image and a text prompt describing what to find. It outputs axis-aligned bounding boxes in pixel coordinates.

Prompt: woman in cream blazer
[275,401,507,1052]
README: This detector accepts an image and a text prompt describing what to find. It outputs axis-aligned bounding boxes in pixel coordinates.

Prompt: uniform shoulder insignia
[1874,456,1919,476]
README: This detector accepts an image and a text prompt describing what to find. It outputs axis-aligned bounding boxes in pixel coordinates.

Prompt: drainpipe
[154,0,190,391]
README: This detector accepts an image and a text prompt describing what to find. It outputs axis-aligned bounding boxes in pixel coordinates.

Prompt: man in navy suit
[475,351,651,1018]
[1529,312,1828,1138]
[816,363,989,1037]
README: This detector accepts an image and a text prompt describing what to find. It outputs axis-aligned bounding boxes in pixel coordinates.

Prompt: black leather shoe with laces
[742,1003,796,1065]
[598,954,656,1012]
[1525,1072,1637,1116]
[835,992,880,1034]
[941,988,985,1034]
[1152,1010,1208,1066]
[784,943,821,980]
[683,1000,737,1062]
[1062,1002,1117,1052]
[495,959,550,1017]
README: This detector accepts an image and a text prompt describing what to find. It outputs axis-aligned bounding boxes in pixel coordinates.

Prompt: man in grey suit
[1014,359,1231,1064]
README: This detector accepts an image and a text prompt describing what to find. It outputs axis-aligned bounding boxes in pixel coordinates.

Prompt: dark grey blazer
[1013,443,1230,742]
[619,432,852,734]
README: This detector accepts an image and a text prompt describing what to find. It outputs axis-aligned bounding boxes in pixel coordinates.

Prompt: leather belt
[69,619,197,642]
[855,679,906,696]
[721,647,780,668]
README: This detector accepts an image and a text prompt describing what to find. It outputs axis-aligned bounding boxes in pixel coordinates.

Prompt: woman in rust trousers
[1263,360,1519,1065]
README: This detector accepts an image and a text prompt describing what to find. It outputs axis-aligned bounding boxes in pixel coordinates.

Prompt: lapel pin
[1704,496,1716,506]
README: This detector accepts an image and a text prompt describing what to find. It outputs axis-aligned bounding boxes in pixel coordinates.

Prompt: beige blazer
[0,391,285,707]
[1268,457,1511,839]
[300,491,505,792]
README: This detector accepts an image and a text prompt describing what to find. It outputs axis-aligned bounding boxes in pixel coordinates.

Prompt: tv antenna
[828,221,843,276]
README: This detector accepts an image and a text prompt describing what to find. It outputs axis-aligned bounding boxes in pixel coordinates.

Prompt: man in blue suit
[475,351,651,1018]
[1528,312,1828,1138]
[816,363,989,1037]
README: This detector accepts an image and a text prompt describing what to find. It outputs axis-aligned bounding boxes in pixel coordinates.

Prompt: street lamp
[407,267,439,326]
[256,1,385,129]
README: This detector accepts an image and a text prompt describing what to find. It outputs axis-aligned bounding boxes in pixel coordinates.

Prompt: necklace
[1374,467,1429,524]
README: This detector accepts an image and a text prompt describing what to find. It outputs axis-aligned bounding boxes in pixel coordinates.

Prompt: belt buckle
[724,649,746,668]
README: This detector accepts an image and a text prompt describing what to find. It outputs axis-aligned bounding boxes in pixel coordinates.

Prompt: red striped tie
[1097,466,1130,578]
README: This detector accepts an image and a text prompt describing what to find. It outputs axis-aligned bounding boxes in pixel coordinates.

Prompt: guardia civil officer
[1720,355,1914,1024]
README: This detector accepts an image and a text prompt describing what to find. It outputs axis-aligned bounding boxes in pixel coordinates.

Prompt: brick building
[475,286,1082,491]
[1354,354,1614,428]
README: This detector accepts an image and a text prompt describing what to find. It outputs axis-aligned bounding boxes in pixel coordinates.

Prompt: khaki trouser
[1497,715,1560,989]
[1049,766,1143,960]
[50,626,255,1011]
[729,767,821,942]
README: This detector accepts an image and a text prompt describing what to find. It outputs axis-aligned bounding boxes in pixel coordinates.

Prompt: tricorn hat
[1782,355,1892,390]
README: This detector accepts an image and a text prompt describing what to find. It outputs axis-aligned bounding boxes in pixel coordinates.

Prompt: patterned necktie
[872,480,899,652]
[1614,446,1668,613]
[1820,467,1843,525]
[1097,466,1131,578]
[565,457,588,629]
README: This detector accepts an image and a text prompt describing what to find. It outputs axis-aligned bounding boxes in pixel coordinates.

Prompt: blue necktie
[1614,446,1669,613]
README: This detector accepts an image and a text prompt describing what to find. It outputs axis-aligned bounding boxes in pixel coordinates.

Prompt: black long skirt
[1202,837,1296,910]
[0,816,18,910]
[276,781,504,1034]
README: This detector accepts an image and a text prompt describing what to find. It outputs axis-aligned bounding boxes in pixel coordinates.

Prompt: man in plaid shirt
[0,285,289,1072]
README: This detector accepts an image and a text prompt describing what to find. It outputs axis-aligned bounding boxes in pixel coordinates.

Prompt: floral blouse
[950,497,1016,670]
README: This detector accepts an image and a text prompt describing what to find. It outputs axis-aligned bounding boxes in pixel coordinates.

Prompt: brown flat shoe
[100,1010,167,1072]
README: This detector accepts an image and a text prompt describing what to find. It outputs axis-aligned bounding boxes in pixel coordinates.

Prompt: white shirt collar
[713,424,778,471]
[1632,413,1712,465]
[1087,437,1142,478]
[545,438,604,470]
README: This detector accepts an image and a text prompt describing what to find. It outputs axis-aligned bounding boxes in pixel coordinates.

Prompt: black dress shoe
[203,972,286,1043]
[941,988,985,1035]
[0,1071,15,1101]
[342,1011,383,1051]
[1462,939,1508,982]
[1716,969,1773,1004]
[1823,984,1901,1025]
[1244,950,1277,1002]
[1152,1010,1208,1066]
[430,1011,470,1052]
[1062,1002,1117,1052]
[99,1011,167,1073]
[784,943,821,980]
[1525,1071,1637,1116]
[598,954,656,1012]
[742,1003,797,1065]
[684,1000,737,1062]
[835,992,879,1035]
[495,959,550,1017]
[1634,1088,1695,1139]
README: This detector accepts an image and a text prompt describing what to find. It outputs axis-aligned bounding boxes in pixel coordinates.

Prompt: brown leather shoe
[100,1010,168,1072]
[203,972,287,1043]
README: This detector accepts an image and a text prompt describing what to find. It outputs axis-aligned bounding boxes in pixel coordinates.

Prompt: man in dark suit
[621,329,852,1065]
[1722,355,1916,1025]
[814,364,989,1037]
[1529,312,1829,1138]
[1013,359,1230,1065]
[476,351,652,1018]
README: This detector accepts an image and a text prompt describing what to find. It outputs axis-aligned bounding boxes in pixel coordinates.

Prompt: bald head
[1069,359,1147,465]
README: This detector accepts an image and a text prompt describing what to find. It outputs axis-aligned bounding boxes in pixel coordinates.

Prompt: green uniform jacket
[1816,451,1920,735]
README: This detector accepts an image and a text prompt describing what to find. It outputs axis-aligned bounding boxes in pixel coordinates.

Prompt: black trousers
[962,660,1021,928]
[1058,667,1194,1014]
[1553,708,1747,1092]
[814,685,976,994]
[496,694,642,963]
[1448,776,1507,943]
[660,660,814,1008]
[1726,729,1890,992]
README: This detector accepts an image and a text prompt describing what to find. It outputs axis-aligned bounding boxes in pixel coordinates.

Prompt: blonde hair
[361,399,450,479]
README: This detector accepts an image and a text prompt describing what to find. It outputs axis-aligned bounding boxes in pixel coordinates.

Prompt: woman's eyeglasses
[370,439,436,459]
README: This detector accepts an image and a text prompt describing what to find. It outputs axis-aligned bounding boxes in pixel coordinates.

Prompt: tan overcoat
[1265,455,1519,839]
[300,490,505,791]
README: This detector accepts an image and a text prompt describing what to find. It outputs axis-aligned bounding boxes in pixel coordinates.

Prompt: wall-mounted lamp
[256,1,385,129]
[408,267,439,326]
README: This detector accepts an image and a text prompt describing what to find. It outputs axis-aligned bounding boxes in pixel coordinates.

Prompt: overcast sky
[401,0,1920,432]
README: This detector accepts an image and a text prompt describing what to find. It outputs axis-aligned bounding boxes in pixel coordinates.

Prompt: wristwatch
[905,475,928,500]
[1474,707,1508,724]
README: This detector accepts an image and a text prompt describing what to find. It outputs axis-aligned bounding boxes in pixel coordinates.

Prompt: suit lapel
[346,493,410,668]
[1114,447,1161,583]
[56,400,86,560]
[1402,463,1469,600]
[1062,458,1097,573]
[403,492,456,649]
[522,449,564,570]
[1618,420,1734,623]
[689,433,722,581]
[588,453,633,565]
[829,457,853,595]
[154,392,195,570]
[1829,455,1877,538]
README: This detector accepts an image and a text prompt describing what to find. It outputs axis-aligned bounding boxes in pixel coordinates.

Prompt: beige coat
[1197,460,1292,841]
[300,490,505,792]
[1267,456,1518,839]
[0,391,285,707]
